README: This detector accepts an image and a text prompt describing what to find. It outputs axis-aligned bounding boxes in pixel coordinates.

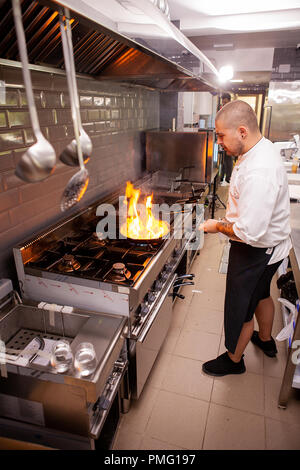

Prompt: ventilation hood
[0,0,220,92]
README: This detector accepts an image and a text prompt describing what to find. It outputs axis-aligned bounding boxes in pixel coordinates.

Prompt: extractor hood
[0,0,220,92]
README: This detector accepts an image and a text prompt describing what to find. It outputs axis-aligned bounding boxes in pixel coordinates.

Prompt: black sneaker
[251,331,277,357]
[202,352,246,377]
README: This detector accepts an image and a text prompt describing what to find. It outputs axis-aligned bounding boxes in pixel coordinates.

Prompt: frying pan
[120,229,170,245]
[119,221,170,245]
[126,235,167,245]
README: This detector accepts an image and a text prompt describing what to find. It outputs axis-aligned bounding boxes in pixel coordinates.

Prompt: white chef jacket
[226,137,292,264]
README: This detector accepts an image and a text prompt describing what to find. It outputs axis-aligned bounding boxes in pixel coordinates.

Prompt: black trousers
[224,241,283,354]
[220,151,233,183]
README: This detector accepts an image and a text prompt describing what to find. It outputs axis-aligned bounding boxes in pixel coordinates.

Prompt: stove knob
[161,271,169,281]
[165,263,173,273]
[175,247,182,256]
[154,279,163,291]
[148,292,156,303]
[140,303,149,316]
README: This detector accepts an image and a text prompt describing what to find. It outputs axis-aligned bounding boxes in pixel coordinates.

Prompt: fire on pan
[120,182,170,243]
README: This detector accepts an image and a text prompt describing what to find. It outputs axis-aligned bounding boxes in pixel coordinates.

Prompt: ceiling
[2,0,299,93]
[167,0,300,37]
[167,0,300,92]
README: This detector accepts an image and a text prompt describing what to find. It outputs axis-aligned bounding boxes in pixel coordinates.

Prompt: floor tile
[265,418,300,449]
[171,300,189,329]
[120,384,159,434]
[184,306,224,335]
[145,390,209,450]
[264,375,300,425]
[161,355,214,402]
[203,403,265,450]
[160,326,182,354]
[193,272,226,293]
[188,288,224,313]
[244,341,264,375]
[263,349,288,379]
[197,257,224,273]
[211,371,265,415]
[139,436,186,450]
[174,328,221,362]
[113,426,143,450]
[146,351,173,389]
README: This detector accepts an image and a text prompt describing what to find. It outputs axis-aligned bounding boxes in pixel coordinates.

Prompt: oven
[0,358,128,450]
[129,273,176,398]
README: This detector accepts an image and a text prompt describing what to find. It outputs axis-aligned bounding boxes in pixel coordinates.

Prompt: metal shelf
[278,249,300,408]
[277,259,300,390]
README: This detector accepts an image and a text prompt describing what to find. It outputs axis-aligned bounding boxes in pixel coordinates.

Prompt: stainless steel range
[13,172,206,399]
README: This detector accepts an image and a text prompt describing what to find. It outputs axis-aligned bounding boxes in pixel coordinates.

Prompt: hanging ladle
[58,12,92,167]
[59,12,89,212]
[12,0,56,183]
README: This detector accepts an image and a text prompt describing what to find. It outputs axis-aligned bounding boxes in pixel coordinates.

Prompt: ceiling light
[230,79,244,83]
[218,65,234,82]
[116,0,145,15]
[195,1,300,16]
[213,43,234,48]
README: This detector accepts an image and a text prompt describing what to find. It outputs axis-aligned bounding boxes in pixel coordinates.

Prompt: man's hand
[199,218,244,242]
[199,219,218,233]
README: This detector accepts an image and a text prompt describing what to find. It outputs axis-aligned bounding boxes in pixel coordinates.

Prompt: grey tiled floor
[113,200,300,451]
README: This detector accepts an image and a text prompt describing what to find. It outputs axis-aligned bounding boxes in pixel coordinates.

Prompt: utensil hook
[59,10,84,171]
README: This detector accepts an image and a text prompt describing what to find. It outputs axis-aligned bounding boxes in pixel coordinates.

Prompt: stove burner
[82,232,107,250]
[110,262,131,282]
[57,254,81,273]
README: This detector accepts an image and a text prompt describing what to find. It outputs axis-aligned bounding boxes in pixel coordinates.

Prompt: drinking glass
[50,339,73,373]
[74,342,97,377]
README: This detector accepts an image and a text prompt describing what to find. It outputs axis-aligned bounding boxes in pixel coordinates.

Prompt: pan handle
[176,274,195,280]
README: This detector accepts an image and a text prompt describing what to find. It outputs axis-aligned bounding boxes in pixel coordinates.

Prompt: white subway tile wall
[0,65,160,281]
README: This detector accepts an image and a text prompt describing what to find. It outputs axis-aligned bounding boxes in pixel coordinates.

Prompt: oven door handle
[138,274,177,344]
[89,360,128,440]
[176,274,195,280]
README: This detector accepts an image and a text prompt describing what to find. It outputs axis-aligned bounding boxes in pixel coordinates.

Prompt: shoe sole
[202,366,246,377]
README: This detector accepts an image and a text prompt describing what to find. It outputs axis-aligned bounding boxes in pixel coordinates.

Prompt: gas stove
[24,230,165,287]
[13,173,206,400]
[14,174,204,316]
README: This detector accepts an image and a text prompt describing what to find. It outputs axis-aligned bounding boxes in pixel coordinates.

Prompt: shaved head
[216,100,259,133]
[215,100,261,156]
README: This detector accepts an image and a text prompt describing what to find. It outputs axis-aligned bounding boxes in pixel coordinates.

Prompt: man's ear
[238,126,247,139]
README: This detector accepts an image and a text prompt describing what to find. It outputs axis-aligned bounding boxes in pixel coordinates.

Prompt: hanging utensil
[12,0,56,183]
[59,12,89,212]
[58,12,92,167]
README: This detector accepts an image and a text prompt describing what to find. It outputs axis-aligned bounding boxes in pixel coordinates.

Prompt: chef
[199,99,291,376]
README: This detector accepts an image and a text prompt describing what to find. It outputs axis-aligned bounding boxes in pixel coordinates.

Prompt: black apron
[224,241,281,354]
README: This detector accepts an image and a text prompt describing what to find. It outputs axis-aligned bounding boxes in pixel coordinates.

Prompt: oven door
[133,274,176,399]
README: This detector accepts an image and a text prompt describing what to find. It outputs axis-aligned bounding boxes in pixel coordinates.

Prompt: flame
[120,182,169,240]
